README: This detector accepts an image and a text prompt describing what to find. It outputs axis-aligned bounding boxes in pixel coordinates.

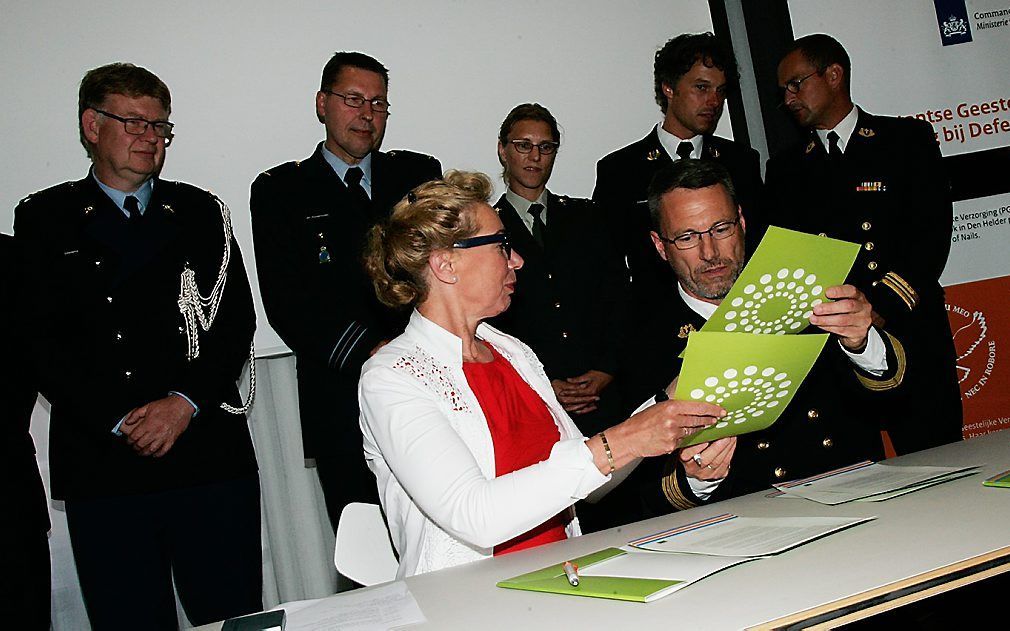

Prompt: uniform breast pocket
[58,249,103,282]
[303,214,334,264]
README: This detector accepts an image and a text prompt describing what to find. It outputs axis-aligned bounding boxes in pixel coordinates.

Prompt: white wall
[0,0,728,352]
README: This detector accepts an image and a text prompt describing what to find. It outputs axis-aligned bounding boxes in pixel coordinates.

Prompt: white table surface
[201,429,1010,630]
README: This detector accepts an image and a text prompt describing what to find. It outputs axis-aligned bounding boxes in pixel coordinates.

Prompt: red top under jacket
[462,344,568,556]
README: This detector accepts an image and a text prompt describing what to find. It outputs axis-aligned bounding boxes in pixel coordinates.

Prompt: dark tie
[124,195,142,224]
[344,167,372,209]
[528,203,547,249]
[677,141,694,161]
[827,131,843,161]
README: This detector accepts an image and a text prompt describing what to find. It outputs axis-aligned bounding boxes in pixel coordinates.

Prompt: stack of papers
[773,461,981,505]
[281,582,426,631]
[627,513,873,556]
[498,512,873,602]
[497,547,752,603]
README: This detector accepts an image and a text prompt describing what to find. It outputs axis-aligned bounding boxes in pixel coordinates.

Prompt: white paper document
[854,468,981,502]
[627,513,874,556]
[773,461,981,505]
[578,547,753,600]
[285,581,426,631]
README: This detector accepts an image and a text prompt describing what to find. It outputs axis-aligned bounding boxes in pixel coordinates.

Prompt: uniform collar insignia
[83,205,94,216]
[805,140,817,154]
[707,146,720,158]
[678,323,696,339]
[858,127,876,138]
[647,148,662,161]
[162,203,175,214]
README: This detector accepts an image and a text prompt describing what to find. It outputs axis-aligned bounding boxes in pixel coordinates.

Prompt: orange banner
[945,275,1010,438]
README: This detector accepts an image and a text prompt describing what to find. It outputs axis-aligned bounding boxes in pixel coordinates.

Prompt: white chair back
[334,502,398,586]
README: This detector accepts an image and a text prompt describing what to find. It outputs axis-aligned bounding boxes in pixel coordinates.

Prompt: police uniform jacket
[488,193,629,435]
[1,234,49,534]
[13,176,257,500]
[592,127,764,307]
[764,109,962,453]
[623,283,906,518]
[250,143,441,458]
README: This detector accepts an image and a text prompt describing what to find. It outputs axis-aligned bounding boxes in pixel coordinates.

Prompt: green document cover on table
[497,548,679,603]
[702,226,860,335]
[497,547,752,603]
[676,331,829,447]
[983,468,1010,488]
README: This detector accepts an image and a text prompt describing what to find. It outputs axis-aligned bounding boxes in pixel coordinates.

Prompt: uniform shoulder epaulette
[554,194,593,206]
[386,149,438,164]
[159,178,218,199]
[259,159,303,179]
[17,180,78,207]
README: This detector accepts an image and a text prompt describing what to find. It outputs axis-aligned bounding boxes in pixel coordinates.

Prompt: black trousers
[315,453,380,534]
[3,528,50,630]
[65,475,262,630]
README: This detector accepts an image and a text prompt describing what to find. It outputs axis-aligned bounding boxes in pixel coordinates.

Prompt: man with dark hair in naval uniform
[765,34,962,455]
[250,52,441,539]
[14,63,260,629]
[593,32,763,317]
[625,159,905,517]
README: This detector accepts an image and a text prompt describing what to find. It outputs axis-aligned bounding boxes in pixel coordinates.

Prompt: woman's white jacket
[359,310,610,578]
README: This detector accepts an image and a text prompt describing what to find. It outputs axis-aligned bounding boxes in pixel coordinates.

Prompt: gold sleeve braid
[855,332,906,392]
[879,271,919,311]
[661,459,700,511]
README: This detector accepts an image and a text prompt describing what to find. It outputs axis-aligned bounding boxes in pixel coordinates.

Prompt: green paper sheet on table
[497,547,752,603]
[497,548,680,603]
[702,226,860,335]
[676,331,830,447]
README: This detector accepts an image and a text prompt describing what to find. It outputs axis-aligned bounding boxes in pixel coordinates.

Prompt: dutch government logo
[720,268,824,334]
[689,366,793,428]
[934,0,974,45]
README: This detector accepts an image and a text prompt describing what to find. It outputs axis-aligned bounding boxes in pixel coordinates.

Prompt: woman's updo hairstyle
[366,170,493,308]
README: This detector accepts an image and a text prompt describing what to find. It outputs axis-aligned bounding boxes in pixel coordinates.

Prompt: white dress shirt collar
[815,105,859,154]
[657,124,703,161]
[504,188,550,233]
[678,283,718,320]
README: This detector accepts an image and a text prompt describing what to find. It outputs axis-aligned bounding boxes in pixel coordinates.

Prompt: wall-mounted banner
[945,275,1010,438]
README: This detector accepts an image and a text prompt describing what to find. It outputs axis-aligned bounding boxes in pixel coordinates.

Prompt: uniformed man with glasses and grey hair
[13,62,261,628]
[250,52,441,560]
[619,158,906,520]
